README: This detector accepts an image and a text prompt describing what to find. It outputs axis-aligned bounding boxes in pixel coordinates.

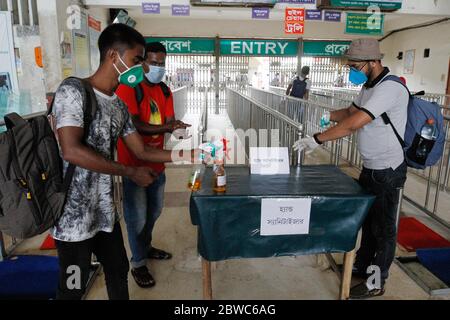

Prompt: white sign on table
[260,198,311,236]
[250,147,290,175]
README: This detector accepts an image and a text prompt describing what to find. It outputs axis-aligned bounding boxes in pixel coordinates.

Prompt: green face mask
[113,55,144,88]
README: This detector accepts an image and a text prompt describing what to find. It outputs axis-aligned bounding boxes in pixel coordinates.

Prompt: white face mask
[145,64,166,84]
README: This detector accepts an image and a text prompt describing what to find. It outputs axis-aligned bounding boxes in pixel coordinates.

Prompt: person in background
[271,72,281,87]
[293,38,409,299]
[286,66,312,100]
[116,42,190,288]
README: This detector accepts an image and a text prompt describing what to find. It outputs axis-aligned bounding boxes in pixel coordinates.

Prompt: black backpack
[290,77,308,99]
[0,77,97,239]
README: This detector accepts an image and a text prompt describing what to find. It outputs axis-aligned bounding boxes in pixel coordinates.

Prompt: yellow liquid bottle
[213,163,226,193]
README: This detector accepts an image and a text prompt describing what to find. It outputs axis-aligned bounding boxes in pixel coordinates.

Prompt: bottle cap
[427,118,435,125]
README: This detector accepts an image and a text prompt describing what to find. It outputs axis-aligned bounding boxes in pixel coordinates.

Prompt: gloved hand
[293,137,320,154]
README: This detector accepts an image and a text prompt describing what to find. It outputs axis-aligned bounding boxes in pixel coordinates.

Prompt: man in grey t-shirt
[293,39,408,299]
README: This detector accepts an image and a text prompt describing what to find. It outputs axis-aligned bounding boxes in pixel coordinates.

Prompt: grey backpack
[0,77,97,238]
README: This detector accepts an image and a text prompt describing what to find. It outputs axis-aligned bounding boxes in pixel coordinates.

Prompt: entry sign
[285,8,305,34]
[250,147,290,175]
[261,198,312,236]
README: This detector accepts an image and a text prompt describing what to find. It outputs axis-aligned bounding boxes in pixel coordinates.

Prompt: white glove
[293,137,320,154]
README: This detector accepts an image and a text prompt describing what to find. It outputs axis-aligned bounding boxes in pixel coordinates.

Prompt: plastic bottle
[416,119,437,159]
[188,153,205,191]
[212,139,227,193]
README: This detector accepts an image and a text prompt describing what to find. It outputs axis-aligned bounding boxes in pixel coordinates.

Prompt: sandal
[148,247,172,260]
[131,266,155,288]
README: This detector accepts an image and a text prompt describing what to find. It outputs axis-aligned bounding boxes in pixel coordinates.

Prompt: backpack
[290,77,308,99]
[0,77,97,238]
[380,75,445,169]
[134,82,171,107]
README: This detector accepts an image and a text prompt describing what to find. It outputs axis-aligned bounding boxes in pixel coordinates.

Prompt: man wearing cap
[286,66,312,100]
[293,38,409,299]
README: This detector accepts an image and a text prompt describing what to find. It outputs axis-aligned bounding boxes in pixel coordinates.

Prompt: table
[189,165,375,300]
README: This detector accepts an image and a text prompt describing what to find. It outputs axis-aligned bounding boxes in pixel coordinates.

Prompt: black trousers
[55,223,129,300]
[355,162,407,286]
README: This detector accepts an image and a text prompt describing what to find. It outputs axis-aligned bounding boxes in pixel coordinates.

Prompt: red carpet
[39,234,56,250]
[397,217,450,252]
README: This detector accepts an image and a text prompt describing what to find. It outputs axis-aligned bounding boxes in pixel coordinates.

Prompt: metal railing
[249,86,450,229]
[227,88,303,165]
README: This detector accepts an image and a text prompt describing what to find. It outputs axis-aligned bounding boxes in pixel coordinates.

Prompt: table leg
[202,258,212,300]
[339,249,356,300]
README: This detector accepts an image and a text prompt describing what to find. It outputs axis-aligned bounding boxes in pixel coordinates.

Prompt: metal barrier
[227,88,303,166]
[248,86,450,230]
[172,86,188,120]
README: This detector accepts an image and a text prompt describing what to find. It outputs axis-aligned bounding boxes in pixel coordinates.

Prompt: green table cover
[190,165,375,262]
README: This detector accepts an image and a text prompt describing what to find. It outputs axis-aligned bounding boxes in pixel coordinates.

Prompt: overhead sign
[304,41,351,56]
[324,10,341,22]
[317,0,402,10]
[252,7,270,19]
[260,198,312,236]
[172,4,190,16]
[345,12,384,35]
[305,9,322,20]
[285,8,305,34]
[142,3,160,14]
[146,37,215,54]
[220,39,298,56]
[250,147,290,175]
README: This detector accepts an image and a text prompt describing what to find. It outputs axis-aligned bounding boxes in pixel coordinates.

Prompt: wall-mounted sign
[345,12,384,35]
[304,41,351,56]
[220,39,298,56]
[142,2,160,14]
[324,10,341,22]
[278,0,316,3]
[146,37,215,54]
[285,8,305,34]
[172,4,190,16]
[252,7,270,19]
[317,0,402,10]
[305,9,322,20]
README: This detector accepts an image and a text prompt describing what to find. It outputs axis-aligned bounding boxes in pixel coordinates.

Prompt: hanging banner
[72,11,90,78]
[146,37,215,54]
[345,12,384,35]
[303,41,351,56]
[220,39,298,56]
[285,8,305,34]
[325,0,402,10]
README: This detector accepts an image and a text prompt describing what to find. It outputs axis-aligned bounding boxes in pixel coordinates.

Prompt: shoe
[148,247,172,260]
[349,281,385,300]
[131,266,155,288]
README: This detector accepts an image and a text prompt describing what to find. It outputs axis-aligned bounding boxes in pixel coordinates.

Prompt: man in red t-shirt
[116,42,190,288]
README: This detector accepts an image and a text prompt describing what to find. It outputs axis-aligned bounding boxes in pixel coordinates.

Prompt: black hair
[146,42,167,55]
[98,23,146,63]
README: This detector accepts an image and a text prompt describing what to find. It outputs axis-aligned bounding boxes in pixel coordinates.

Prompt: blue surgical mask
[145,64,166,84]
[349,67,368,85]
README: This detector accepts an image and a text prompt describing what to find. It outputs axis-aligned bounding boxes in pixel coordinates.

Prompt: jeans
[355,161,407,286]
[55,223,129,300]
[123,172,166,269]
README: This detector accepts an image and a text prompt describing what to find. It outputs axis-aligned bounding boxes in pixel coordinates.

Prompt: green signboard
[220,39,298,56]
[303,41,351,57]
[330,0,402,10]
[345,13,384,36]
[146,37,215,54]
